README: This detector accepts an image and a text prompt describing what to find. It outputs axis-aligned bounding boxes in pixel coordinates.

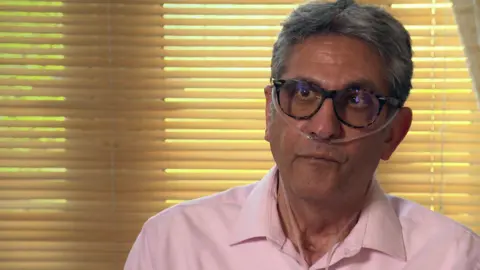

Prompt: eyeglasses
[272,79,402,129]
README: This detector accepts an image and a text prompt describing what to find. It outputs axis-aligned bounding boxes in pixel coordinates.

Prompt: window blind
[0,0,478,269]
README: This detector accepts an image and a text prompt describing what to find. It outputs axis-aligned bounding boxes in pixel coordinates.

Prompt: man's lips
[297,154,340,163]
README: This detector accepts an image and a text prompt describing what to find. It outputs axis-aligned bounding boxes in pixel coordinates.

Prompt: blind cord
[107,0,117,212]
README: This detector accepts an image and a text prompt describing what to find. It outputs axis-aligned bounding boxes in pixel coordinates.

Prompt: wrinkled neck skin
[276,175,371,266]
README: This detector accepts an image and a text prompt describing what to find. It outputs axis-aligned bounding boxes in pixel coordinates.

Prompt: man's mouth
[298,155,339,163]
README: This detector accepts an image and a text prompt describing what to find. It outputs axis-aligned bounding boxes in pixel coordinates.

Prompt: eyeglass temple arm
[381,97,403,108]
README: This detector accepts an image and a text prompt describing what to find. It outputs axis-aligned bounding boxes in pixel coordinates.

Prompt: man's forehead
[294,37,367,64]
[284,35,388,93]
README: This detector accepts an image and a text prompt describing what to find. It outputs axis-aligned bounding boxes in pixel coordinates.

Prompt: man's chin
[291,184,337,202]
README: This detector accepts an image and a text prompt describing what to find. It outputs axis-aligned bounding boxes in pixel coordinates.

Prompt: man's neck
[276,179,368,265]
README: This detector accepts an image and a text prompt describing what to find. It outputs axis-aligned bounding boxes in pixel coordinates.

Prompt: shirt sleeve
[124,228,156,270]
[445,230,480,270]
[464,232,480,270]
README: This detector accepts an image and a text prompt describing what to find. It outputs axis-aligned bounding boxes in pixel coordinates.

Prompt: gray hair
[271,0,413,105]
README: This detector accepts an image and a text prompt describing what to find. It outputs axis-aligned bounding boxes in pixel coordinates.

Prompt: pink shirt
[125,167,480,270]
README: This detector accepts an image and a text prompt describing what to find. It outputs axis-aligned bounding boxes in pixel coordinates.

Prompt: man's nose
[302,99,342,140]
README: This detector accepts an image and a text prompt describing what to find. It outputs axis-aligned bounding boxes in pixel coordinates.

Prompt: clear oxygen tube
[278,173,373,270]
[272,83,396,268]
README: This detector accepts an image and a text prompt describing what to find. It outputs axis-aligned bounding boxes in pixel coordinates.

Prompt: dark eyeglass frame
[272,79,403,129]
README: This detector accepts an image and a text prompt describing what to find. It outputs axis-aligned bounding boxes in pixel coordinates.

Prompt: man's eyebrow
[289,76,329,89]
[343,79,381,93]
[290,76,321,85]
[291,76,381,93]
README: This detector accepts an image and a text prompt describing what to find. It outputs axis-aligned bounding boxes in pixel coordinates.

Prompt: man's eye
[349,95,366,105]
[347,90,371,108]
[294,86,316,101]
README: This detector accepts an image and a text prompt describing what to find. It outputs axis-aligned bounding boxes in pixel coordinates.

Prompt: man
[125,0,480,269]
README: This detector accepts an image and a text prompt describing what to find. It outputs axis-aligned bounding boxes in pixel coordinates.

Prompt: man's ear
[381,107,413,160]
[264,85,273,142]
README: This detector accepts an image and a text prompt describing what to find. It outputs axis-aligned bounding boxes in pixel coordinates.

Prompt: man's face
[265,35,412,204]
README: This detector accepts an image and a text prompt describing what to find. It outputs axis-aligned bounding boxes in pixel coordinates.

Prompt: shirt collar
[229,166,284,246]
[360,180,407,260]
[228,166,406,261]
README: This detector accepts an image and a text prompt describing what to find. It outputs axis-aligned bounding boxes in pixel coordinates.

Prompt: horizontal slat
[0,262,122,270]
[0,211,150,222]
[0,220,140,231]
[0,190,113,200]
[0,159,114,168]
[0,68,471,80]
[150,132,480,142]
[0,141,109,150]
[160,0,452,4]
[0,120,475,134]
[0,4,163,15]
[0,148,478,163]
[159,49,465,59]
[0,57,469,69]
[117,188,480,202]
[0,174,478,192]
[127,177,480,189]
[0,140,479,155]
[0,88,461,100]
[0,166,479,182]
[116,186,480,202]
[25,160,470,173]
[0,99,475,111]
[0,26,463,40]
[0,180,112,191]
[2,0,161,4]
[0,230,134,242]
[0,122,476,135]
[68,160,480,172]
[0,79,472,90]
[116,170,480,181]
[0,251,126,264]
[0,108,475,124]
[163,17,457,26]
[163,7,454,17]
[0,1,454,9]
[1,251,122,266]
[0,3,455,17]
[3,187,464,209]
[0,36,461,48]
[1,241,129,252]
[0,45,464,59]
[3,15,443,27]
[111,201,480,219]
[112,141,480,151]
[105,150,480,163]
[0,106,475,120]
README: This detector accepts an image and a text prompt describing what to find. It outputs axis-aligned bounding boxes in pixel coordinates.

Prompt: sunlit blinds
[0,0,478,269]
[1,1,139,269]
